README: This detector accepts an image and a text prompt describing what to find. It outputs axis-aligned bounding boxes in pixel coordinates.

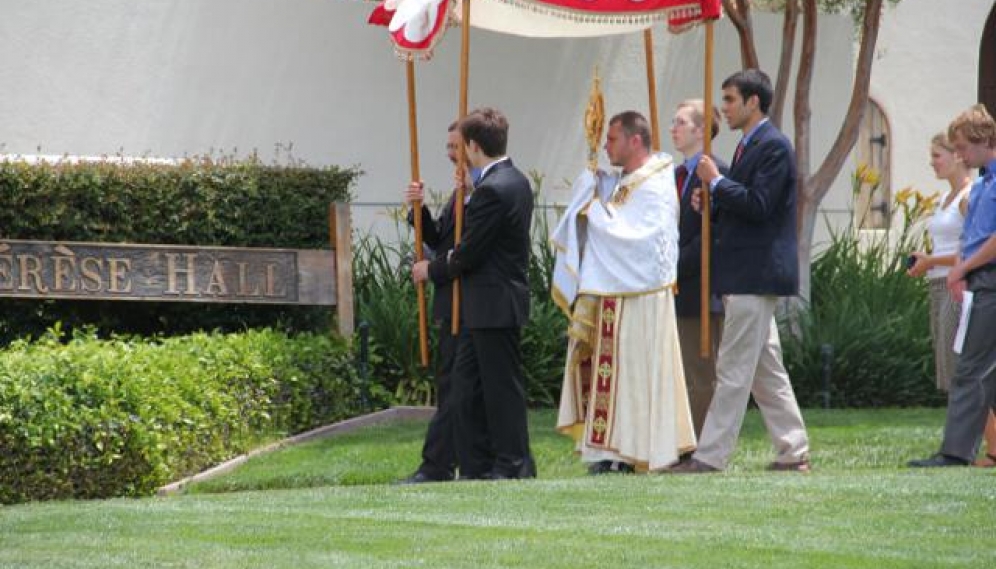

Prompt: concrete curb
[156,405,435,496]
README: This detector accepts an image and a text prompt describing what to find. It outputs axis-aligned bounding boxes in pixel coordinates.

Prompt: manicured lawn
[1,409,994,569]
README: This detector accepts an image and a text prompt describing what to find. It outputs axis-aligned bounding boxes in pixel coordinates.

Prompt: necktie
[733,140,745,166]
[675,164,688,199]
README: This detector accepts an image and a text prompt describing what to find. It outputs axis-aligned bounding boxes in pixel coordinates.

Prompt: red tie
[675,164,688,198]
[733,140,745,166]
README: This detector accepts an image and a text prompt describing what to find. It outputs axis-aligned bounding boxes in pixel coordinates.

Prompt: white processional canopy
[368,0,723,58]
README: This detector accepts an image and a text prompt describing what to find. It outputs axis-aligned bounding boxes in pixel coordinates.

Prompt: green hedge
[0,328,375,504]
[0,158,360,342]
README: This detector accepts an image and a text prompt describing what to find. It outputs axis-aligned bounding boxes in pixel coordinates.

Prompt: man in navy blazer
[670,99,727,438]
[670,69,810,473]
[413,107,535,480]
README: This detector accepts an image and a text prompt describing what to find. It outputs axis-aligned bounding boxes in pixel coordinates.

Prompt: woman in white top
[907,132,996,467]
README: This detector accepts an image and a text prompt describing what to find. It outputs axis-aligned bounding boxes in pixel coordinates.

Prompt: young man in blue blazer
[670,69,811,473]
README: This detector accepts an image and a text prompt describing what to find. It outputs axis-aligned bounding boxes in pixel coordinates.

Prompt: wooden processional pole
[700,20,715,358]
[406,59,430,367]
[643,29,661,151]
[451,0,471,336]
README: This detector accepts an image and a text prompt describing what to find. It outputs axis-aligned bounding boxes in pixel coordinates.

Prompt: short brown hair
[609,111,651,151]
[459,107,509,157]
[677,99,721,140]
[948,104,996,148]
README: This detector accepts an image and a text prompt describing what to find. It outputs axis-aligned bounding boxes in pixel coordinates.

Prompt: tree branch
[805,0,884,205]
[723,0,759,68]
[794,0,817,193]
[770,0,799,128]
[722,0,746,30]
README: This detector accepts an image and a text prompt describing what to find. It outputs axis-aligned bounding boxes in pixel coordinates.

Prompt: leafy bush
[522,173,568,406]
[0,157,359,342]
[781,229,941,407]
[781,171,943,407]
[352,232,433,405]
[0,327,374,504]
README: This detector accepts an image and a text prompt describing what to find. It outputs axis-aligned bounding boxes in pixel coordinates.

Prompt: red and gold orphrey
[588,297,621,446]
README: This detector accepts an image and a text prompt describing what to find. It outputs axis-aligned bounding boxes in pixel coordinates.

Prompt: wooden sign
[0,203,355,337]
[0,240,335,305]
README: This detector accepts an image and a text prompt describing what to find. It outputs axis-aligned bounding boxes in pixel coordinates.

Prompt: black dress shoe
[455,473,487,481]
[907,453,970,468]
[587,460,635,475]
[397,471,452,485]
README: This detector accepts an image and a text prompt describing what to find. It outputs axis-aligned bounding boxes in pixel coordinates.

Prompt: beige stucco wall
[0,0,855,244]
[871,0,992,209]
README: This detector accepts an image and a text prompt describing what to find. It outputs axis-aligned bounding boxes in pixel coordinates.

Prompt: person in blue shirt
[910,104,996,467]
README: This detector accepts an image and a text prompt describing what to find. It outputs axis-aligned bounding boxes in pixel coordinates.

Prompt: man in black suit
[400,122,483,484]
[413,107,535,480]
[670,69,810,473]
[670,99,727,438]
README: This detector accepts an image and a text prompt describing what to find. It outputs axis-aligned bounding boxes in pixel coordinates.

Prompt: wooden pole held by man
[644,28,661,152]
[700,20,715,358]
[406,59,430,366]
[452,0,472,336]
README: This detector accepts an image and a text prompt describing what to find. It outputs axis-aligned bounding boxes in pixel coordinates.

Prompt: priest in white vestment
[553,110,696,473]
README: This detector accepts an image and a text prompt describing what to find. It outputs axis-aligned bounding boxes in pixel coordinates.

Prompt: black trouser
[451,327,534,478]
[416,321,459,480]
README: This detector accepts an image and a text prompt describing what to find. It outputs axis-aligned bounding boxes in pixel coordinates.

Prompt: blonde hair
[947,104,996,148]
[930,132,955,152]
[677,99,721,140]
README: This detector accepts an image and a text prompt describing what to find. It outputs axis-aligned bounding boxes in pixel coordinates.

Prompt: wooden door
[855,98,892,229]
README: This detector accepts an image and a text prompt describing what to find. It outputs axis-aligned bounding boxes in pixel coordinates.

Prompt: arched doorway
[854,97,891,230]
[981,4,996,116]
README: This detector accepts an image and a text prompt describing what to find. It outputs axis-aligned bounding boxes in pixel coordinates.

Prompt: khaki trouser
[676,315,723,438]
[693,295,809,470]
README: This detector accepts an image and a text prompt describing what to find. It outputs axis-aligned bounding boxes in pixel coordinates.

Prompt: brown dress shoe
[767,459,811,472]
[666,457,719,474]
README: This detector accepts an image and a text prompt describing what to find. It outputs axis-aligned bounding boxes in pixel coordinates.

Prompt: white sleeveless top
[926,185,971,279]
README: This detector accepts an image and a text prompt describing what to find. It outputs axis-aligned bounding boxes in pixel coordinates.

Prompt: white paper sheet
[953,290,973,355]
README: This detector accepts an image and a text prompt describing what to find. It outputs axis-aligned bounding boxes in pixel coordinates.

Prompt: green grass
[1,409,994,569]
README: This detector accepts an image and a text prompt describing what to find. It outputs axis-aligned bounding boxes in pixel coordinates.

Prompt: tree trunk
[722,0,759,69]
[770,0,799,128]
[793,0,818,304]
[796,0,884,303]
[722,0,888,307]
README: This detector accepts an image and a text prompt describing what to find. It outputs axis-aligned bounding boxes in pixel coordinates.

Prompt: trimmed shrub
[0,328,374,504]
[0,157,359,342]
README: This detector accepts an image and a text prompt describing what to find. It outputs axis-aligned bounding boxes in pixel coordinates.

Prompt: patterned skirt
[928,277,961,391]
